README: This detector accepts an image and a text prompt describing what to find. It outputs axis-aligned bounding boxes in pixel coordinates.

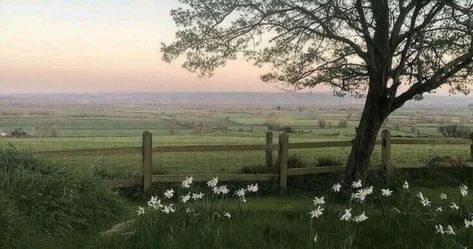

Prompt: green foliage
[0,149,123,248]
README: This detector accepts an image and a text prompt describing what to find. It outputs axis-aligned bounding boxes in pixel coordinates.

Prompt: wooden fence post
[469,133,473,161]
[266,131,273,169]
[381,130,392,180]
[278,133,289,194]
[142,131,153,194]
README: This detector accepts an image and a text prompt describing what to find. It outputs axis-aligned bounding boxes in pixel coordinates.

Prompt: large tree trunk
[344,93,387,183]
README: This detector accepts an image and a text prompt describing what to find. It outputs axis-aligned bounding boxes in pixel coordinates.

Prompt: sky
[0,0,284,94]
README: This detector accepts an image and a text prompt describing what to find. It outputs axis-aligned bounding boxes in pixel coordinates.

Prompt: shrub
[438,125,471,138]
[0,149,123,248]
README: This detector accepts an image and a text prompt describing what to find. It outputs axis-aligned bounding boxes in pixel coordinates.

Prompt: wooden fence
[35,130,473,194]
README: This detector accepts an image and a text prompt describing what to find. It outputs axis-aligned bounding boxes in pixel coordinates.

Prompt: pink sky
[0,1,457,95]
[0,0,286,94]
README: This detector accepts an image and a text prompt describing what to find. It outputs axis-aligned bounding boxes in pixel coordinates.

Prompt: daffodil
[309,206,324,219]
[340,208,352,221]
[446,225,455,235]
[148,196,163,210]
[402,181,409,190]
[352,180,362,189]
[192,192,204,201]
[223,212,231,218]
[164,189,175,199]
[247,183,258,193]
[332,183,342,192]
[450,202,459,210]
[440,193,447,200]
[353,211,368,223]
[181,193,191,203]
[465,218,473,228]
[137,206,145,216]
[352,186,373,203]
[181,176,193,188]
[417,192,431,207]
[381,188,393,197]
[207,177,218,188]
[460,184,468,197]
[313,196,325,206]
[235,188,246,198]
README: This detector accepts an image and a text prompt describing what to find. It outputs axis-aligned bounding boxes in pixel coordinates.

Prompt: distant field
[1,101,473,178]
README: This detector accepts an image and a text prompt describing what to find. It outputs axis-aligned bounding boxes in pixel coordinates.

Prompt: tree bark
[344,92,387,184]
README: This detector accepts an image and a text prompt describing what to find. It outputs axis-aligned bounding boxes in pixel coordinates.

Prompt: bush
[438,125,471,138]
[0,149,123,248]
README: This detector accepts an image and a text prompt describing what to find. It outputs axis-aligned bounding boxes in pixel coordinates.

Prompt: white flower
[351,186,373,203]
[309,206,324,219]
[332,183,342,192]
[181,193,191,203]
[313,196,325,206]
[239,197,247,203]
[450,202,459,210]
[223,212,231,218]
[460,184,469,197]
[440,193,448,200]
[313,234,318,243]
[137,206,145,216]
[403,181,409,190]
[207,177,218,188]
[213,185,230,195]
[161,204,175,214]
[186,207,194,213]
[354,211,368,223]
[417,192,431,207]
[352,180,362,189]
[446,225,455,235]
[340,208,352,221]
[381,188,393,197]
[436,207,443,212]
[192,192,204,201]
[148,196,163,210]
[235,188,246,198]
[465,218,473,228]
[181,176,193,188]
[435,224,444,234]
[164,189,175,199]
[247,183,258,193]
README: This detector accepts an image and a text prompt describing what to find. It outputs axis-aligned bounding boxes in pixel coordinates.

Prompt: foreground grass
[0,149,125,249]
[95,180,473,249]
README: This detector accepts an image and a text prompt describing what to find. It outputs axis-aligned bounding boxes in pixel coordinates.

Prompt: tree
[162,0,473,182]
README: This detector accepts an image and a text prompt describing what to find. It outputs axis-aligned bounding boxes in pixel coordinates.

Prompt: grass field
[2,103,473,178]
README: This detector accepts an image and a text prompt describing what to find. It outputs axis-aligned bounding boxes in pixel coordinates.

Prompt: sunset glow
[0,0,281,93]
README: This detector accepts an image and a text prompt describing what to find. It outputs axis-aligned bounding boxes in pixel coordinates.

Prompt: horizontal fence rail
[30,130,473,193]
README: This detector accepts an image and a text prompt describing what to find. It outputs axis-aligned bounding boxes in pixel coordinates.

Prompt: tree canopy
[163,0,473,110]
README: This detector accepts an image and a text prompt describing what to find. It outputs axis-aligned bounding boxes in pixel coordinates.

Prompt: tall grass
[0,149,124,249]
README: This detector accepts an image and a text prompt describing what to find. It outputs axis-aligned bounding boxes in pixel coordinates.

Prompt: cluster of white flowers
[450,202,459,210]
[181,176,193,188]
[435,224,455,235]
[351,186,374,203]
[192,192,204,201]
[309,196,325,219]
[213,185,230,195]
[207,177,218,188]
[417,192,431,207]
